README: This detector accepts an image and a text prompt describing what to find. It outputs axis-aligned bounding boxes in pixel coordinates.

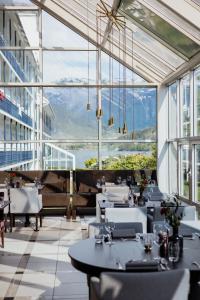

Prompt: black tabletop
[68,237,200,277]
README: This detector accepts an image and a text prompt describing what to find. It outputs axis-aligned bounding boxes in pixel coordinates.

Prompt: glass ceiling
[22,0,200,82]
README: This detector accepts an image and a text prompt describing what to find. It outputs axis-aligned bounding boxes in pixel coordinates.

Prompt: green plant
[160,195,182,228]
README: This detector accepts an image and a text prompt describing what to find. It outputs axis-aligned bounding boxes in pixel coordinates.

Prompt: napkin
[125,260,159,272]
[114,203,129,208]
[112,228,136,239]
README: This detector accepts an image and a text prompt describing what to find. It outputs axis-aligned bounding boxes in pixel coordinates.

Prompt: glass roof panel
[126,21,185,68]
[34,0,192,82]
[159,0,200,29]
[0,0,36,6]
[120,0,200,58]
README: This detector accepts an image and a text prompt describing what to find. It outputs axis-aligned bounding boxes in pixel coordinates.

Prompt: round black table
[69,237,200,275]
[68,238,200,299]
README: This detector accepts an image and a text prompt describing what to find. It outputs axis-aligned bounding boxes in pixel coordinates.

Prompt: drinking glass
[116,176,122,185]
[168,241,180,263]
[101,176,106,186]
[94,225,103,244]
[105,220,115,245]
[153,223,169,245]
[143,234,153,252]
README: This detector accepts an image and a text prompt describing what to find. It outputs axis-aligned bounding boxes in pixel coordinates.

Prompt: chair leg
[39,214,42,228]
[13,214,15,228]
[1,229,4,248]
[35,214,39,231]
[4,214,7,233]
[10,214,13,233]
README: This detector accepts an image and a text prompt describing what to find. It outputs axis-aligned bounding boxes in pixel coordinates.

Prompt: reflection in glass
[169,83,177,139]
[181,75,190,137]
[194,68,200,135]
[180,145,189,198]
[195,145,200,202]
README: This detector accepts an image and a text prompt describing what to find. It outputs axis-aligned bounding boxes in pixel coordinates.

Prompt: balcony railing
[0,97,32,127]
[0,150,33,167]
[0,35,28,82]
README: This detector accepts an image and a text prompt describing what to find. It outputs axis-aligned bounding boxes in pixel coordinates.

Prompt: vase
[169,226,183,257]
[138,195,145,206]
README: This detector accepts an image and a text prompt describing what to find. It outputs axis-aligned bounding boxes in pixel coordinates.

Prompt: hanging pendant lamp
[122,26,128,135]
[86,0,91,111]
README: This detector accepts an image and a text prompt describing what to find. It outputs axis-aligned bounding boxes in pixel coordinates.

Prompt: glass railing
[43,143,75,170]
[0,96,32,127]
[0,150,33,167]
[0,34,28,82]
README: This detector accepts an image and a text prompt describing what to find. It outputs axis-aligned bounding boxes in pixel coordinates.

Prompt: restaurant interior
[0,0,200,299]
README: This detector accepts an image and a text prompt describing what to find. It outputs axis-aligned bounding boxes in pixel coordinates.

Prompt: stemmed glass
[105,220,115,245]
[116,176,122,185]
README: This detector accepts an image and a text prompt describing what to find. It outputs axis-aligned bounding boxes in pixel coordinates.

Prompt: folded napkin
[125,260,159,272]
[112,228,136,239]
[114,203,129,208]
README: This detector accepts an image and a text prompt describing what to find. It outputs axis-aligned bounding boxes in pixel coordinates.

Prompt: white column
[157,85,169,193]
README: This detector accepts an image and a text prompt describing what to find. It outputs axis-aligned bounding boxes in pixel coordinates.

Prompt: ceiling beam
[31,0,160,83]
[162,52,200,85]
[136,0,200,45]
[119,7,189,62]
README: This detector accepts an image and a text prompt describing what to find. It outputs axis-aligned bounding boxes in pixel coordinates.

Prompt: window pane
[102,88,156,140]
[195,145,200,203]
[43,51,96,83]
[43,88,98,139]
[194,67,200,135]
[0,10,39,47]
[42,11,95,49]
[101,52,146,84]
[0,50,40,82]
[101,143,156,170]
[180,144,189,198]
[43,142,98,170]
[0,87,39,129]
[169,83,177,139]
[180,75,190,137]
[120,0,200,58]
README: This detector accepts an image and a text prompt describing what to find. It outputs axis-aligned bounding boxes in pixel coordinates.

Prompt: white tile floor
[0,216,89,300]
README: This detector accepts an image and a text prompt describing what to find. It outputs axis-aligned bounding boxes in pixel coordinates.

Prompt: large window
[180,144,190,199]
[180,75,191,137]
[168,66,200,203]
[0,6,157,170]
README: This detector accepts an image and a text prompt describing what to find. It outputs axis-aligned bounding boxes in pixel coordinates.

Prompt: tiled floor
[0,216,90,300]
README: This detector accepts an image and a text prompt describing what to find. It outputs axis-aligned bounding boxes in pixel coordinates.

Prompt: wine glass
[116,176,122,185]
[143,234,153,252]
[105,220,115,245]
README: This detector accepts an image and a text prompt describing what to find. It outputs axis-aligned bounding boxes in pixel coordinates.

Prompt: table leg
[87,274,92,300]
[24,215,30,227]
[35,214,39,231]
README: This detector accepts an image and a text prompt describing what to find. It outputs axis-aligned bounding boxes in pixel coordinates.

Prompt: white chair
[103,186,129,194]
[10,187,43,231]
[105,207,147,233]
